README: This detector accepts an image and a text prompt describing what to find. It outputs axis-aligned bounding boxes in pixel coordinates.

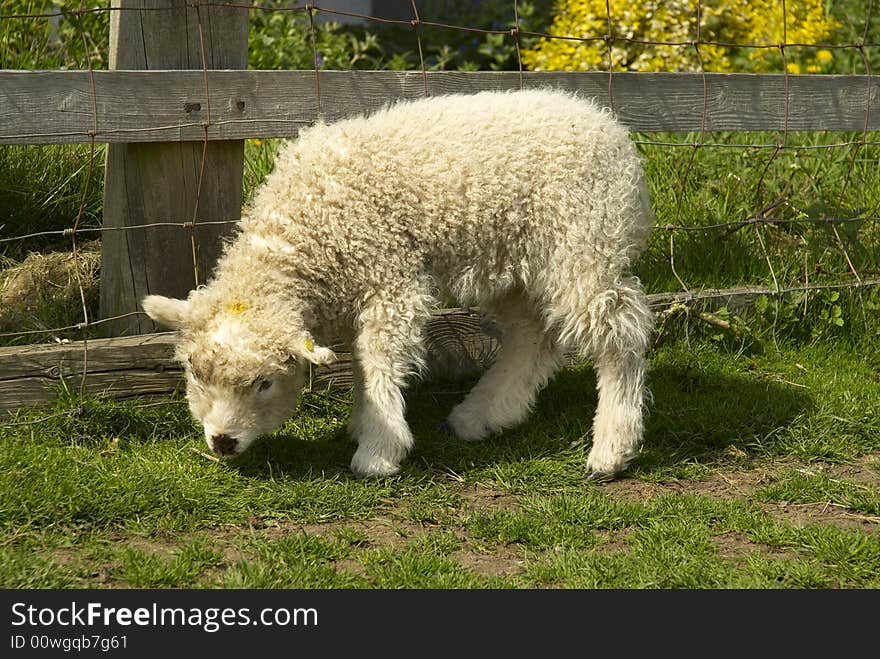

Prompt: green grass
[756,469,880,515]
[635,131,880,295]
[0,138,275,259]
[1,336,878,589]
[0,144,104,256]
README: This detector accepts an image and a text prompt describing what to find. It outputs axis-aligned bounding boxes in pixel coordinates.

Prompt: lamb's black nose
[210,434,238,456]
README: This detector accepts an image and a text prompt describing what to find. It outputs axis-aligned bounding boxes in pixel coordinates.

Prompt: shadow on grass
[229,357,813,482]
[637,362,813,473]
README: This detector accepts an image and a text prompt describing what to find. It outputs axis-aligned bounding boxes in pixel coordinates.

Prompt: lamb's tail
[555,276,655,360]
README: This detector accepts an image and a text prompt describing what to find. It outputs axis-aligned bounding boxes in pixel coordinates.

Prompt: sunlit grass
[1,337,877,588]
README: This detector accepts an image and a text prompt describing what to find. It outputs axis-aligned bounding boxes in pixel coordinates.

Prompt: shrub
[0,0,108,69]
[248,9,386,71]
[522,0,840,72]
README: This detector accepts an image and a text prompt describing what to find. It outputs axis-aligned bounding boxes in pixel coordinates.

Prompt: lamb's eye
[257,379,273,392]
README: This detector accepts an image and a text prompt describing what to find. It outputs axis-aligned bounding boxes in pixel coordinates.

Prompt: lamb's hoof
[586,446,634,480]
[437,420,456,437]
[445,409,491,442]
[350,449,401,479]
[586,470,618,483]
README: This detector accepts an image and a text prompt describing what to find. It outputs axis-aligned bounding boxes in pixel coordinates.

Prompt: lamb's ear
[141,295,190,330]
[296,335,337,366]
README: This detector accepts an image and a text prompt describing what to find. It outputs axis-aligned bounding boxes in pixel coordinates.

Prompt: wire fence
[0,0,879,419]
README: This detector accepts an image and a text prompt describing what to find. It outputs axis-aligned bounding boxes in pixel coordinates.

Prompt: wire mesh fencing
[0,0,878,420]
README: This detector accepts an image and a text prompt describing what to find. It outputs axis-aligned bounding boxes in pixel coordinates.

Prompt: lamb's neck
[216,236,321,322]
[218,215,355,340]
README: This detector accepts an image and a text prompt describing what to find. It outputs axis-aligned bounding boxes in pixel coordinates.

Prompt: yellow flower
[523,0,839,73]
[806,64,821,73]
[248,139,263,147]
[786,62,801,74]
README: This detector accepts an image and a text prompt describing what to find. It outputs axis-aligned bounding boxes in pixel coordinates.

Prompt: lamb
[142,88,655,480]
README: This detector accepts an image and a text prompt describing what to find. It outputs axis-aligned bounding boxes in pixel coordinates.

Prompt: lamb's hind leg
[446,292,564,441]
[575,280,654,479]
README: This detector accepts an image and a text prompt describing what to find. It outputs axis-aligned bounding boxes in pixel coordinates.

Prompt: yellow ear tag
[304,338,314,352]
[226,300,249,315]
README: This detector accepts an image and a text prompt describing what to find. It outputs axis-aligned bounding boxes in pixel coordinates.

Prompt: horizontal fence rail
[1,71,879,144]
[0,307,502,414]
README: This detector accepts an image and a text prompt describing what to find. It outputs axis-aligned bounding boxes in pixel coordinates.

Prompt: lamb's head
[141,292,336,458]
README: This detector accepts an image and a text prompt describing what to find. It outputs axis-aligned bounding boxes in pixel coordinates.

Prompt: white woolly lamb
[142,88,655,480]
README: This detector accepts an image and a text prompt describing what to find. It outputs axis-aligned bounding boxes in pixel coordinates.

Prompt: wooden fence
[0,287,796,413]
[4,70,879,142]
[1,1,879,414]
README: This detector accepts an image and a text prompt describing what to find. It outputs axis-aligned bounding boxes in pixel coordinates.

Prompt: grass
[635,131,880,295]
[1,336,878,589]
[0,144,104,255]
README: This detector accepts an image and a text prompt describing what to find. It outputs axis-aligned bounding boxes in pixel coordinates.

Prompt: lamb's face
[141,293,337,459]
[182,359,309,458]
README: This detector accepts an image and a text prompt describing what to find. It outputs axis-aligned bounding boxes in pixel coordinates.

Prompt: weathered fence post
[100,0,248,336]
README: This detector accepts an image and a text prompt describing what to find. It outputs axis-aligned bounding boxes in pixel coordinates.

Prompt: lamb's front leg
[348,297,427,478]
[349,353,413,477]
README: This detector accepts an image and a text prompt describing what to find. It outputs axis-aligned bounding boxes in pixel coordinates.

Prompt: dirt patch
[821,455,880,488]
[712,531,798,560]
[296,517,427,549]
[710,531,802,579]
[594,528,633,553]
[754,455,880,533]
[452,544,525,576]
[45,546,124,588]
[761,501,879,534]
[333,558,367,576]
[600,478,677,502]
[711,531,755,560]
[456,484,522,512]
[600,466,778,502]
[599,455,879,535]
[119,534,179,558]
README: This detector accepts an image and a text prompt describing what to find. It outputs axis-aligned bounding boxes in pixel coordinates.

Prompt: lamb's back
[241,90,648,310]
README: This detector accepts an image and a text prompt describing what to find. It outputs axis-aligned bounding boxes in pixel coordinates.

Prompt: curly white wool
[142,88,655,479]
